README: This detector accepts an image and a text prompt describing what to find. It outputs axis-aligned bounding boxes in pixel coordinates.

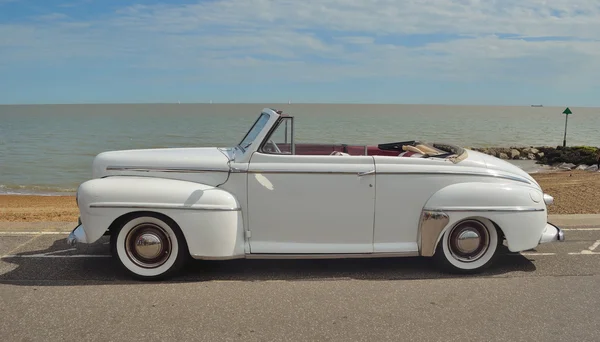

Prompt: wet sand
[1,170,599,222]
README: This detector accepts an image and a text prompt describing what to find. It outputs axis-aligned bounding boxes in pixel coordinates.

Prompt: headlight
[543,193,554,205]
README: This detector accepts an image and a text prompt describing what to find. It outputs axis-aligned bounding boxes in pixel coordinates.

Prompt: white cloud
[1,0,599,87]
[117,0,600,38]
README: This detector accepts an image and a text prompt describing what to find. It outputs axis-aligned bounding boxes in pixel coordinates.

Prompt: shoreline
[2,170,600,221]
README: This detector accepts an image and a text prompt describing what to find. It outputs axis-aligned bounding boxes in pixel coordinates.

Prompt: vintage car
[68,108,564,280]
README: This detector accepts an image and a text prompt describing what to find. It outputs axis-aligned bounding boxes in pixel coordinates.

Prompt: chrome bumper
[539,222,565,244]
[67,219,88,246]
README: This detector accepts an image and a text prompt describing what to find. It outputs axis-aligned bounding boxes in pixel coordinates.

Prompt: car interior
[262,140,460,159]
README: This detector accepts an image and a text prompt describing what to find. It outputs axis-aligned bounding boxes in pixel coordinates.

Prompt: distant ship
[531,104,543,107]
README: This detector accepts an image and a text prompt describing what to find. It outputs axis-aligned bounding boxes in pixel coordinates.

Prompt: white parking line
[3,235,42,257]
[568,239,600,255]
[588,240,600,251]
[562,228,600,231]
[0,232,71,235]
[43,248,77,255]
[508,252,556,256]
[0,244,110,258]
[1,254,111,258]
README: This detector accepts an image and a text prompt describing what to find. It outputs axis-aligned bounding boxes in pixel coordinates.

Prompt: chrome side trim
[377,170,531,184]
[245,169,531,184]
[107,164,529,184]
[89,203,240,211]
[423,206,544,212]
[418,210,450,257]
[245,251,419,260]
[106,166,229,173]
[248,170,366,175]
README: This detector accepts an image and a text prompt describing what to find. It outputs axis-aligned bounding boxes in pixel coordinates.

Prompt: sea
[1,103,599,195]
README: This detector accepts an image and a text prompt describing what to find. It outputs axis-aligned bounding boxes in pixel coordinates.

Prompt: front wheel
[111,213,189,280]
[433,218,500,274]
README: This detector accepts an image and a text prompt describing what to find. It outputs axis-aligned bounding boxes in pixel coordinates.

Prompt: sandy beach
[1,170,599,222]
[0,195,78,222]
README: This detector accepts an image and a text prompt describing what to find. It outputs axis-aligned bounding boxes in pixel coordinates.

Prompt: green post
[562,107,572,147]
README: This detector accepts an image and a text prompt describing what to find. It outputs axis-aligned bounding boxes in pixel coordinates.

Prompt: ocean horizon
[1,103,598,195]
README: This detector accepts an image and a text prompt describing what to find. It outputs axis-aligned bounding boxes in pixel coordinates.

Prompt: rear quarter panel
[373,156,544,253]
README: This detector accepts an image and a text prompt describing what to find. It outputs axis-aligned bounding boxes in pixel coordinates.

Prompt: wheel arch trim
[418,210,450,256]
[109,210,188,247]
[419,210,506,257]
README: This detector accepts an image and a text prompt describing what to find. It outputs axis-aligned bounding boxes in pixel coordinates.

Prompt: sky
[1,0,599,106]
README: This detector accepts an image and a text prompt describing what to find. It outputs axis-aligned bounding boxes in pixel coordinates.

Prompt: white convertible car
[69,108,564,280]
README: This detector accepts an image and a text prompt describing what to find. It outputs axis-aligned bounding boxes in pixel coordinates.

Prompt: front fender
[76,176,244,258]
[419,182,547,255]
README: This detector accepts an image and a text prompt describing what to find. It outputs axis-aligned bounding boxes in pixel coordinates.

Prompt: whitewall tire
[433,217,500,274]
[111,213,188,280]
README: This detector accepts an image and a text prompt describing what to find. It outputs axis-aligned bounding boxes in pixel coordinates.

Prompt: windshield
[237,113,271,152]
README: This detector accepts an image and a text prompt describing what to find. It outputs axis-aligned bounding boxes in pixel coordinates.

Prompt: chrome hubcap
[125,223,171,268]
[456,230,481,254]
[135,233,163,259]
[448,220,490,262]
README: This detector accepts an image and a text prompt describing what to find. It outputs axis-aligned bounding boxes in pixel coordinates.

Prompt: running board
[245,251,419,260]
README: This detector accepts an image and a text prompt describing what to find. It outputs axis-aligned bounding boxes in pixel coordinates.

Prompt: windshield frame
[236,112,271,153]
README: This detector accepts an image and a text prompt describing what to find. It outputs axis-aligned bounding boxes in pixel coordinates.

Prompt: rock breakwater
[467,145,600,171]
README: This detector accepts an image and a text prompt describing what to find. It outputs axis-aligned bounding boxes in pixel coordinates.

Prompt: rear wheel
[111,213,188,280]
[433,218,500,274]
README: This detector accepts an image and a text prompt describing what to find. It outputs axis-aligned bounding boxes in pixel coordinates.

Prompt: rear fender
[418,182,547,255]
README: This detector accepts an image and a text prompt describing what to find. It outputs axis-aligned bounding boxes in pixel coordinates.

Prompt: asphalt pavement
[1,218,600,341]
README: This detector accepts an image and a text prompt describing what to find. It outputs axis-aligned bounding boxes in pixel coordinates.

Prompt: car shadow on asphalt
[0,237,537,286]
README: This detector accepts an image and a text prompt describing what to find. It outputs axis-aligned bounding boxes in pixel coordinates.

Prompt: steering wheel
[263,140,282,154]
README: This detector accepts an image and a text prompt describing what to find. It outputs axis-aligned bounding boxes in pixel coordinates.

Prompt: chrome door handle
[357,170,375,177]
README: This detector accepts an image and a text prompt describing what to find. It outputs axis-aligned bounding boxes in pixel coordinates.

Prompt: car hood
[464,150,540,189]
[92,147,232,186]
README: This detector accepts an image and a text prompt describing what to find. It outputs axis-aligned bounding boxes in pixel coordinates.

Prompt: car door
[246,151,376,254]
